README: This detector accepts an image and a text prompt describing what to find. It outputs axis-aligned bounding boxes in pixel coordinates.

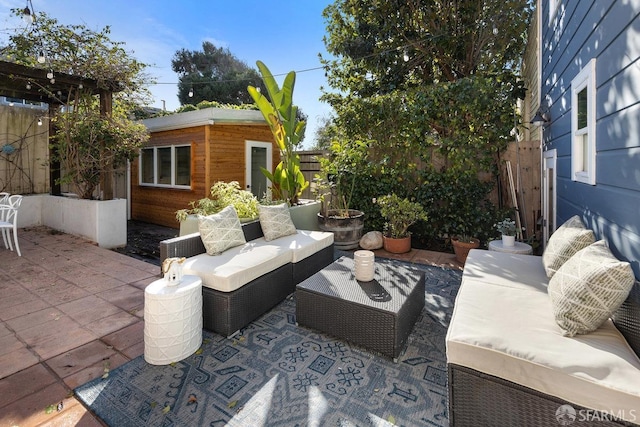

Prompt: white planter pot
[502,234,516,247]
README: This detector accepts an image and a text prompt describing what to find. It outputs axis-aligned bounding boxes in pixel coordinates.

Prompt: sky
[0,0,335,148]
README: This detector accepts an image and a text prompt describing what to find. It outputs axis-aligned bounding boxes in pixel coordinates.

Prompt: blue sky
[1,0,335,147]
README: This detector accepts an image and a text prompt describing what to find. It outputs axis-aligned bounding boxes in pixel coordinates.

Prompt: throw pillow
[548,240,635,337]
[198,205,246,255]
[258,203,297,241]
[542,215,595,278]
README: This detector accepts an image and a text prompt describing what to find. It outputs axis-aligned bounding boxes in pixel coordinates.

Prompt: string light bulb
[37,117,43,126]
[37,50,45,63]
[46,70,53,79]
[403,51,410,62]
[22,2,34,25]
[188,87,194,97]
[26,82,31,90]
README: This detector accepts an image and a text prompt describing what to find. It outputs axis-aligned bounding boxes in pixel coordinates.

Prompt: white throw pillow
[548,240,635,337]
[258,203,297,241]
[198,206,246,255]
[542,215,595,278]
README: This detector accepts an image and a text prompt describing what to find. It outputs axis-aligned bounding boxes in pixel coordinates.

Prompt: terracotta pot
[382,235,412,254]
[451,237,480,264]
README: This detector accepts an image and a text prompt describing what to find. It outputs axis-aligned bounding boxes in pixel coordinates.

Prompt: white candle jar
[354,250,375,282]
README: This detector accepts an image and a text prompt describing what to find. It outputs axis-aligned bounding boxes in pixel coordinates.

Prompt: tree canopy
[1,10,150,199]
[321,0,531,96]
[172,41,265,105]
[318,0,533,242]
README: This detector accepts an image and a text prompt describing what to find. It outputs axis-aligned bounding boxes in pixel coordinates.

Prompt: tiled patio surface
[0,226,461,426]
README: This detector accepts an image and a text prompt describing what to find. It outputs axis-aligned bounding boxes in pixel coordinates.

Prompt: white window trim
[139,144,191,189]
[571,58,596,185]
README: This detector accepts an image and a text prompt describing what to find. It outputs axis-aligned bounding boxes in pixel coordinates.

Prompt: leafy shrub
[175,181,259,222]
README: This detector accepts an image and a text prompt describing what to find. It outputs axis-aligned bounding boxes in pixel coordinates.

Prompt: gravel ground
[111,220,179,266]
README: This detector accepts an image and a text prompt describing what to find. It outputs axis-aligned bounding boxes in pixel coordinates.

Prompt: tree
[2,10,150,199]
[311,115,337,151]
[320,0,531,172]
[319,0,531,244]
[172,41,265,105]
[321,0,531,95]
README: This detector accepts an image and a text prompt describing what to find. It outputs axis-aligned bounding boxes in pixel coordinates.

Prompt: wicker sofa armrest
[160,232,205,264]
[612,281,640,358]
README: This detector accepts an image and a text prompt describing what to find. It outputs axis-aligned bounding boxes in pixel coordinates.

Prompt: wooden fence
[296,149,328,200]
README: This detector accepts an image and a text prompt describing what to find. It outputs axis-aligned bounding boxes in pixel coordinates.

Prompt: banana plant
[248,60,309,205]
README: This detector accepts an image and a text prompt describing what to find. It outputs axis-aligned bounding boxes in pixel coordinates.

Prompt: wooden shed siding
[131,122,275,228]
[540,0,640,276]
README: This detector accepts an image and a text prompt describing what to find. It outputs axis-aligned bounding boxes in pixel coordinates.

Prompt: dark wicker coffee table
[295,256,425,362]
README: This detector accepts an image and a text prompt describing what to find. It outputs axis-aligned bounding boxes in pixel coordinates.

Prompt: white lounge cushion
[182,239,292,292]
[463,249,548,292]
[446,251,640,423]
[268,230,334,263]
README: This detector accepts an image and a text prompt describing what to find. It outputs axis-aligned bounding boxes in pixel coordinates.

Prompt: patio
[0,226,461,426]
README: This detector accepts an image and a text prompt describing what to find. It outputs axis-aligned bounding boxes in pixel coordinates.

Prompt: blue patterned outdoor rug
[75,261,461,426]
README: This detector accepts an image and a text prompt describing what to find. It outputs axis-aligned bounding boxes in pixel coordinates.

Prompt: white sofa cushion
[446,250,640,423]
[268,230,334,263]
[183,238,292,292]
[549,240,635,337]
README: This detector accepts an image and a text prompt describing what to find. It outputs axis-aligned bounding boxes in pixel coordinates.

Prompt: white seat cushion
[268,230,334,263]
[183,239,292,292]
[462,249,549,292]
[447,251,640,422]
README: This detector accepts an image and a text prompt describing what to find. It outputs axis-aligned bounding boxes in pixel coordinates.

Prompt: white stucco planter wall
[18,194,127,248]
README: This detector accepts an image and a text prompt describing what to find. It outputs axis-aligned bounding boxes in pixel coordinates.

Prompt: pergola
[0,60,121,199]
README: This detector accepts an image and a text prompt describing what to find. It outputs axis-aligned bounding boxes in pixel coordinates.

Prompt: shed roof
[141,108,266,132]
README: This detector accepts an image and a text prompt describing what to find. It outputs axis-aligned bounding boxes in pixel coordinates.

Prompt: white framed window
[139,144,191,188]
[571,58,596,185]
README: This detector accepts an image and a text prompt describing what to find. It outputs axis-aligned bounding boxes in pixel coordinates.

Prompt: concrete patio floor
[0,226,462,426]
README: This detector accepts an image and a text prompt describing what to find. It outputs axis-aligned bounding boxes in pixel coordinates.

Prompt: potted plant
[495,218,518,247]
[175,181,259,235]
[314,171,365,250]
[376,194,428,254]
[450,225,481,264]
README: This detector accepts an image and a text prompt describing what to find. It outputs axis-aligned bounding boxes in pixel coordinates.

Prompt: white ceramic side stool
[144,274,203,365]
[488,240,533,255]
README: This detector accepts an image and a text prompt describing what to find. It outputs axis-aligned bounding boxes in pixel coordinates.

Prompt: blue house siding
[540,0,640,277]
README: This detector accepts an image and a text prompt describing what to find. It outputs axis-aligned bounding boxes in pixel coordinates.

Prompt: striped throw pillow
[548,240,634,337]
[542,215,595,278]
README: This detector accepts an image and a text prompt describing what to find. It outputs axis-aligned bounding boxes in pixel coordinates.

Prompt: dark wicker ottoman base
[295,256,425,361]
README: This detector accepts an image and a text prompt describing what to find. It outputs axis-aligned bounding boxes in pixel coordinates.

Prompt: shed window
[571,58,596,185]
[139,145,191,188]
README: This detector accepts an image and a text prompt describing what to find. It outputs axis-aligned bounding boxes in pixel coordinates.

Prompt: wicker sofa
[160,220,334,337]
[447,249,640,426]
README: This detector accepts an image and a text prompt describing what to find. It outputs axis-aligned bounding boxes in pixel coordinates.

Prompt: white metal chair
[0,192,9,249]
[0,194,23,256]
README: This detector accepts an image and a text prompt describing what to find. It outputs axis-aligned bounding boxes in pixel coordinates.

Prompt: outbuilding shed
[134,108,277,228]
